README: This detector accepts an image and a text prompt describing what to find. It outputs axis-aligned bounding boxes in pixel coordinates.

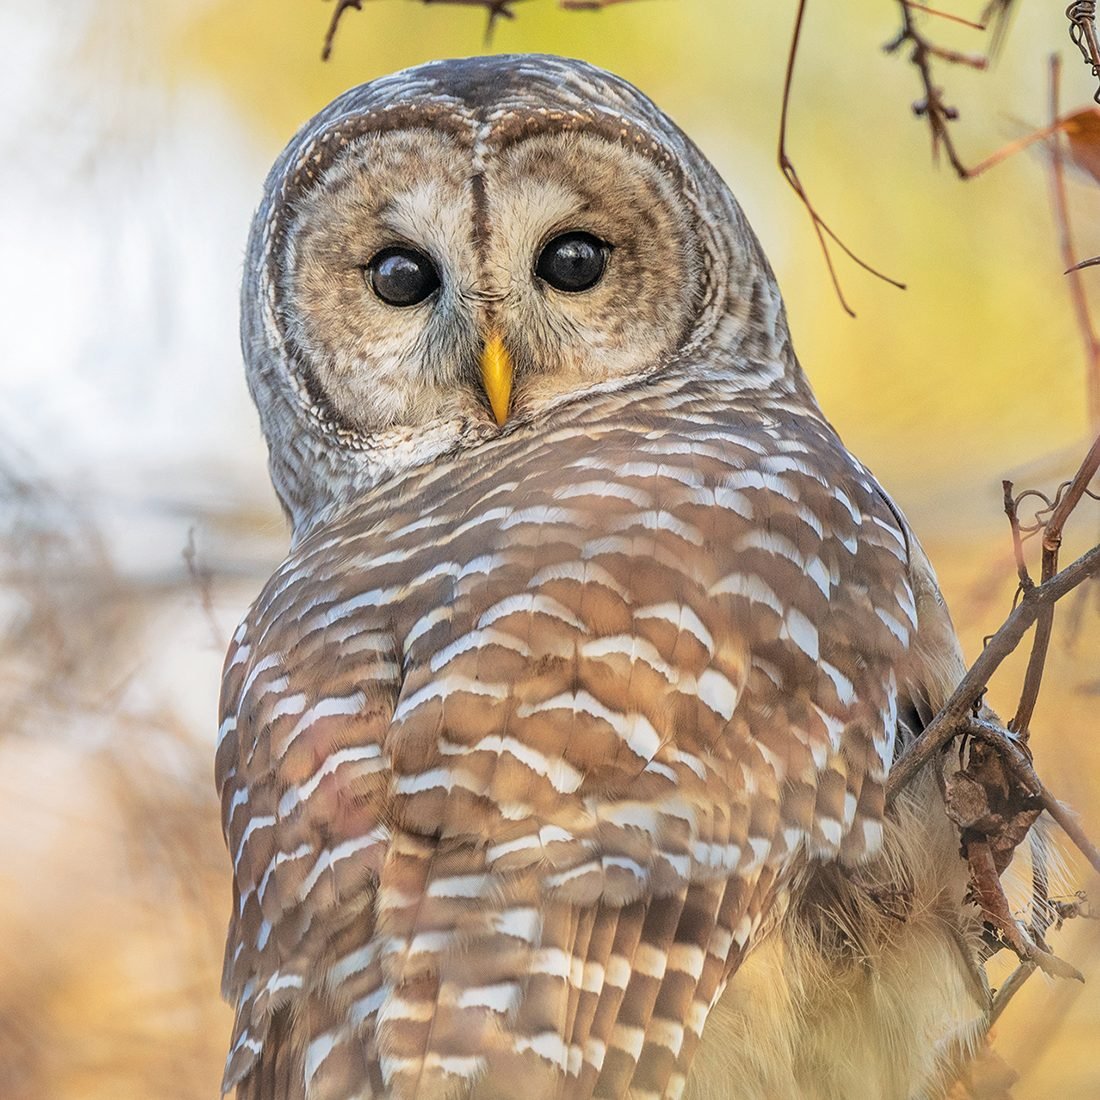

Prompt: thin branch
[320,0,649,56]
[905,2,987,31]
[779,0,906,318]
[1010,615,1055,740]
[885,0,971,178]
[924,42,988,70]
[965,118,1064,178]
[886,541,1100,801]
[322,0,528,58]
[1041,787,1100,880]
[1069,254,1100,272]
[1046,54,1100,427]
[1045,432,1100,544]
[1002,479,1034,591]
[989,961,1037,1025]
[1011,428,1100,734]
[323,0,361,59]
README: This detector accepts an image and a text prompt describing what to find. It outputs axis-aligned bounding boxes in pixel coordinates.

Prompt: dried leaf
[1060,106,1100,184]
[945,738,1042,873]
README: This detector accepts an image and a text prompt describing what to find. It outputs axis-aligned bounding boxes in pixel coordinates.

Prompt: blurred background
[0,1,1097,1097]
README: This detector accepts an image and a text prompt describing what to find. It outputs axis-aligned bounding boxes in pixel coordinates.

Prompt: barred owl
[217,55,987,1100]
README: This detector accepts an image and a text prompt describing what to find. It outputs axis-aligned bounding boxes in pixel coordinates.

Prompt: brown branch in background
[963,57,1100,424]
[887,539,1100,800]
[880,1,1018,177]
[1046,55,1100,427]
[1002,480,1034,592]
[324,0,363,59]
[779,0,906,318]
[906,3,987,31]
[990,960,1038,1025]
[884,1,972,178]
[965,118,1065,179]
[321,0,644,58]
[560,0,641,9]
[323,0,523,58]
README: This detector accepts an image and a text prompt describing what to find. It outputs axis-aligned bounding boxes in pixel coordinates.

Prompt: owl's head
[243,55,801,538]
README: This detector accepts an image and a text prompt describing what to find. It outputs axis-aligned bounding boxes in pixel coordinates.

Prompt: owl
[218,55,989,1100]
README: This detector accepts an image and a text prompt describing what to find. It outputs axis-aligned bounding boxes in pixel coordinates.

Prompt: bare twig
[323,0,362,59]
[1045,433,1100,551]
[1011,432,1100,734]
[887,540,1100,800]
[1002,480,1034,592]
[780,0,906,317]
[965,118,1065,178]
[885,1,971,178]
[322,0,520,58]
[1046,57,1100,426]
[1069,254,1100,272]
[560,0,642,8]
[990,960,1037,1024]
[906,3,987,31]
[321,0,641,57]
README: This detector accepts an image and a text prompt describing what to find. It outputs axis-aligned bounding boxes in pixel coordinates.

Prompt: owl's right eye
[366,247,440,307]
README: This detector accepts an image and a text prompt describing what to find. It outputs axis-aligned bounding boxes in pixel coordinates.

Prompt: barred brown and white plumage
[218,55,988,1100]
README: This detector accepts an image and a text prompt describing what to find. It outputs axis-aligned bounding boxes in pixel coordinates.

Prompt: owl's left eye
[535,232,610,293]
[366,247,440,307]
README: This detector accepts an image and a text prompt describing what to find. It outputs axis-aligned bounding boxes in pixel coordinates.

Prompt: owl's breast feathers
[216,384,925,1100]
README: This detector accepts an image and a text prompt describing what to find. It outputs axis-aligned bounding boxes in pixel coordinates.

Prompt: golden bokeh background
[1,2,1097,1097]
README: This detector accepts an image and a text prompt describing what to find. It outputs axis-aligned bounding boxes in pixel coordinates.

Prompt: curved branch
[887,541,1100,801]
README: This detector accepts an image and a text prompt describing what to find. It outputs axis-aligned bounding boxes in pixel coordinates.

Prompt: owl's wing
[217,416,918,1100]
[216,546,404,1095]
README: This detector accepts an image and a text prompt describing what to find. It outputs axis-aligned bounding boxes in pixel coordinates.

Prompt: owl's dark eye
[535,232,610,293]
[367,247,440,307]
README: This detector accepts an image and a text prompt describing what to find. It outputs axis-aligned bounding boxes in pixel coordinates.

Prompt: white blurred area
[0,7,278,1095]
[0,1,285,718]
[2,3,261,480]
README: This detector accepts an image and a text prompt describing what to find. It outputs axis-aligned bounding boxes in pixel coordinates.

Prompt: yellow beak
[480,330,513,427]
